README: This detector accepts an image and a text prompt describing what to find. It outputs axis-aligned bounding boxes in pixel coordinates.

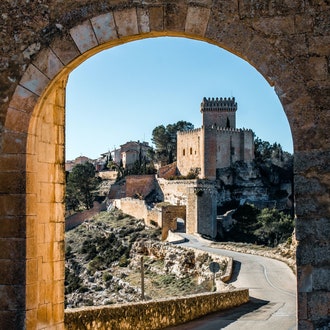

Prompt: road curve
[165,234,297,330]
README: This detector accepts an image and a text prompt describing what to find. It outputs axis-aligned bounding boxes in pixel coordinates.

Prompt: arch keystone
[114,8,139,38]
[185,6,211,36]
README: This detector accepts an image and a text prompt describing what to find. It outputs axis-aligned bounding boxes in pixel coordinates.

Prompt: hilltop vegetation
[65,209,229,308]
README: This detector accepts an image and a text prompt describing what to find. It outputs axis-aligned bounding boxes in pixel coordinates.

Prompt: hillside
[65,209,230,308]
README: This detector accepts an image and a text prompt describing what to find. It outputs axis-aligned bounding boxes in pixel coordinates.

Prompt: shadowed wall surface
[0,1,329,329]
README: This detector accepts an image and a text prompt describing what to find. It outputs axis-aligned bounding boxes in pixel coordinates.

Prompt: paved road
[165,234,297,330]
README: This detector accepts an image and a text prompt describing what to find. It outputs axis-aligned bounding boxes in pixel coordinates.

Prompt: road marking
[262,263,296,297]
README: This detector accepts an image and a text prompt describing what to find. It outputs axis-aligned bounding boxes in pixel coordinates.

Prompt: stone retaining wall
[65,289,249,330]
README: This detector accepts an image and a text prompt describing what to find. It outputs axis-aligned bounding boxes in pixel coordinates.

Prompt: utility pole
[141,256,145,300]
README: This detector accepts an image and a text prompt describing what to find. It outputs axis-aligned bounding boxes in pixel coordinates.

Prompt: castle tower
[200,97,237,129]
[200,97,237,180]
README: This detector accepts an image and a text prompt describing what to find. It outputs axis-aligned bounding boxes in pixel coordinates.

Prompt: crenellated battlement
[206,126,253,134]
[200,97,237,112]
[177,128,202,136]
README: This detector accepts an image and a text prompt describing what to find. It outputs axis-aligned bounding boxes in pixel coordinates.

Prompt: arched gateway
[0,1,329,329]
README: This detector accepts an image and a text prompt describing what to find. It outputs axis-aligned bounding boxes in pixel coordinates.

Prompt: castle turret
[200,97,237,129]
[200,97,237,180]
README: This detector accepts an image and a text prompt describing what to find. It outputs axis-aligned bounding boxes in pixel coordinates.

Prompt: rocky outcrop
[216,160,292,211]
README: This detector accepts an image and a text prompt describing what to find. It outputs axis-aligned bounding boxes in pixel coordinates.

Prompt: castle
[177,97,254,180]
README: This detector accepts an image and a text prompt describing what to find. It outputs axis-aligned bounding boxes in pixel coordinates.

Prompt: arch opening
[29,34,294,328]
[4,4,326,328]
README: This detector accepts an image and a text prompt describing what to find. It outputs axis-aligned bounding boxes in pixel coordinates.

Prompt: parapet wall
[114,198,162,227]
[65,289,249,330]
[157,178,197,205]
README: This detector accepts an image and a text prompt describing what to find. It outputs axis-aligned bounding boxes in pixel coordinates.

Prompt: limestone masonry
[0,1,329,329]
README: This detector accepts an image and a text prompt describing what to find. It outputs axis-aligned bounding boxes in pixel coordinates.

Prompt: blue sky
[66,36,293,160]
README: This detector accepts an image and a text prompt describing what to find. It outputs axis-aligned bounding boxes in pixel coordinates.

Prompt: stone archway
[0,2,329,329]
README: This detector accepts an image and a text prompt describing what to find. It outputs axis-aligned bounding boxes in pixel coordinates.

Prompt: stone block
[0,194,25,217]
[40,122,56,144]
[309,56,328,81]
[0,260,25,285]
[137,7,150,33]
[53,261,64,281]
[5,108,30,132]
[51,35,81,66]
[295,217,330,242]
[294,150,330,174]
[37,302,49,324]
[91,12,118,43]
[26,193,37,216]
[253,16,294,35]
[36,202,55,223]
[19,64,50,96]
[34,162,54,183]
[1,130,27,154]
[312,267,330,291]
[0,154,26,172]
[26,309,38,330]
[26,238,37,261]
[0,217,26,238]
[0,285,25,310]
[0,171,26,194]
[114,8,139,37]
[44,223,55,243]
[8,85,38,114]
[0,310,26,330]
[24,215,35,237]
[37,224,46,244]
[149,6,164,31]
[33,47,64,80]
[70,20,98,53]
[53,279,64,303]
[308,36,330,56]
[54,222,64,242]
[37,142,56,164]
[294,175,325,195]
[0,238,25,260]
[298,292,308,320]
[53,302,65,324]
[308,291,330,321]
[164,3,187,32]
[26,172,37,194]
[26,282,38,310]
[185,6,210,36]
[26,258,38,285]
[54,183,65,203]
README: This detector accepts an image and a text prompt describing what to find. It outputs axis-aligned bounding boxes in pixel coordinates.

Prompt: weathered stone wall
[115,198,186,240]
[157,178,197,205]
[0,0,329,328]
[65,202,106,231]
[115,198,161,227]
[64,289,249,330]
[177,128,202,176]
